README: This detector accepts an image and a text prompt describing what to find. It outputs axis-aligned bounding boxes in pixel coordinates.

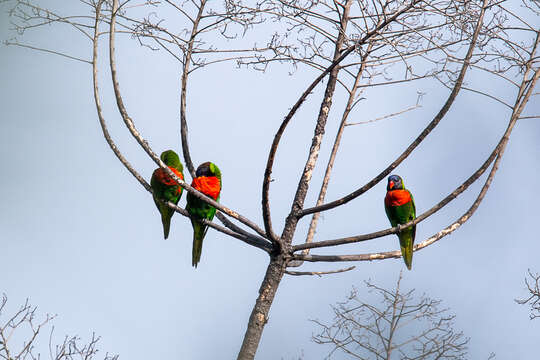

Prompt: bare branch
[4,41,92,64]
[179,0,207,178]
[285,266,355,277]
[312,274,469,359]
[300,0,490,218]
[293,62,537,260]
[0,294,116,360]
[289,40,375,268]
[515,269,540,320]
[263,0,423,248]
[279,0,356,249]
[108,0,270,241]
[6,1,539,359]
[90,0,270,251]
[344,102,421,126]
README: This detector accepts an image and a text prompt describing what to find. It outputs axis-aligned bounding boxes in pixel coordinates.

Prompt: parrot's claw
[396,224,402,233]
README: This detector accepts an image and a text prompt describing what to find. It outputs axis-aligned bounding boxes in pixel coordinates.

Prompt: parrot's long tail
[160,206,173,240]
[192,220,207,268]
[399,231,414,271]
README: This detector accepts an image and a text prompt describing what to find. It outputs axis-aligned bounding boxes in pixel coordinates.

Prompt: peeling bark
[237,258,286,360]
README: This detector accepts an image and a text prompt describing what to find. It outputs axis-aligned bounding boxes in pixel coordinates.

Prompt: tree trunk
[238,4,353,357]
[237,257,286,360]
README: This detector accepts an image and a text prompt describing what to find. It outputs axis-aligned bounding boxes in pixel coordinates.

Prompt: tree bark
[240,3,354,357]
[237,257,286,360]
[280,0,353,244]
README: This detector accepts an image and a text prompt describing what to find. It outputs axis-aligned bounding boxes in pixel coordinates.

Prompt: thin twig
[4,41,92,64]
[300,0,489,218]
[345,104,421,126]
[293,61,539,261]
[285,266,356,276]
[108,0,269,240]
[91,0,270,250]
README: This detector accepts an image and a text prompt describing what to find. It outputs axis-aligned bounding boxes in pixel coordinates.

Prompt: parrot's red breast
[192,176,220,200]
[155,166,184,194]
[385,189,412,207]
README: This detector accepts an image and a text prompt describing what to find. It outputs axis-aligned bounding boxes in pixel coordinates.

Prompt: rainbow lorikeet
[384,174,416,270]
[186,162,222,268]
[150,150,184,239]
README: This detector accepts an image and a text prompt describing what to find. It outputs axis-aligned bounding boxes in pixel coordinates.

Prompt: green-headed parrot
[150,150,184,239]
[186,162,222,268]
[384,174,416,270]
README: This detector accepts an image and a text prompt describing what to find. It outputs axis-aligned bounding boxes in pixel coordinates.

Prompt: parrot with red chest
[384,174,416,270]
[186,162,222,268]
[150,150,184,239]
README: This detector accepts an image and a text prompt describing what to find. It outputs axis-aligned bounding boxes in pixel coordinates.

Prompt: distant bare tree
[0,295,117,360]
[312,273,469,359]
[3,0,539,358]
[516,269,540,320]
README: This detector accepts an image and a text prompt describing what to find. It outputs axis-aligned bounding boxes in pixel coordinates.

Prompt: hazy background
[1,1,539,359]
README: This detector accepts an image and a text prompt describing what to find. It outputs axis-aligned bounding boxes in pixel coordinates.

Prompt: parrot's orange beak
[389,181,394,189]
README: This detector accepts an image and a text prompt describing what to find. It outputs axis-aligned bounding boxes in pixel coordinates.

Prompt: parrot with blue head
[384,174,416,270]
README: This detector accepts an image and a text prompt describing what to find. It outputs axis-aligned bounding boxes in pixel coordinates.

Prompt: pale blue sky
[1,1,539,359]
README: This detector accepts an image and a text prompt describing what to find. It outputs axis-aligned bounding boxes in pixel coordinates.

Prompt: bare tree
[516,269,540,320]
[312,273,469,359]
[0,294,117,360]
[3,0,539,358]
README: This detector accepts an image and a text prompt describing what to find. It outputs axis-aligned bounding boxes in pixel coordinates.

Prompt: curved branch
[292,121,502,252]
[92,0,150,192]
[261,0,422,244]
[293,56,539,261]
[108,0,269,240]
[92,0,270,250]
[292,149,502,263]
[345,103,421,126]
[289,41,375,268]
[285,266,355,276]
[214,213,269,246]
[4,41,92,64]
[180,0,207,178]
[279,0,355,248]
[299,0,489,218]
[165,201,272,252]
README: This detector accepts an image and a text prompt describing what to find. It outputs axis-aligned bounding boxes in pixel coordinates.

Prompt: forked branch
[516,269,540,320]
[299,0,490,219]
[90,0,271,251]
[108,0,270,242]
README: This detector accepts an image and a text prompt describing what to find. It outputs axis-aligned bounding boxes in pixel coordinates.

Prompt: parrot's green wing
[186,162,221,268]
[150,150,184,240]
[151,170,182,239]
[186,192,218,267]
